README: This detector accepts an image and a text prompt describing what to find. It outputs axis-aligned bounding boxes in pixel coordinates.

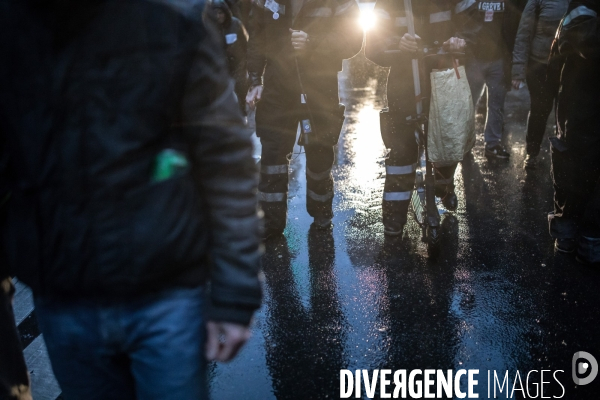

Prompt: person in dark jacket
[246,0,362,238]
[548,0,600,264]
[223,0,252,30]
[365,0,466,236]
[225,0,242,20]
[0,1,261,398]
[455,0,523,159]
[239,0,252,29]
[512,0,569,169]
[209,0,249,114]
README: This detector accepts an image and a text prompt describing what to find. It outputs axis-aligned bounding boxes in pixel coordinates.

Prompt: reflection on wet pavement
[209,53,600,399]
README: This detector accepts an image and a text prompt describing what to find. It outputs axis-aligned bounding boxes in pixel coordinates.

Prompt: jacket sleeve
[247,2,267,87]
[364,0,398,67]
[234,20,249,86]
[455,0,481,49]
[181,16,262,326]
[512,0,538,80]
[558,1,600,60]
[308,0,363,62]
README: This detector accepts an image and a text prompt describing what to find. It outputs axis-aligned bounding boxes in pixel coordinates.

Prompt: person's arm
[232,19,249,85]
[365,0,400,67]
[306,0,363,61]
[246,1,266,108]
[512,0,539,85]
[180,12,261,360]
[558,1,600,59]
[454,0,481,50]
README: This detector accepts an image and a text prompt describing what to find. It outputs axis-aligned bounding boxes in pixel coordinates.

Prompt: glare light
[359,9,375,31]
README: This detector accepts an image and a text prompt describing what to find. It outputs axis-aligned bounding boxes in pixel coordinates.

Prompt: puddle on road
[211,51,599,400]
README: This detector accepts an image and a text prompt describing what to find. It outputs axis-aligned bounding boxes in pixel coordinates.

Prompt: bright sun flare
[359,10,375,31]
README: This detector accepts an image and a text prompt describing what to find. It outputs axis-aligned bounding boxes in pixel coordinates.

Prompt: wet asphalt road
[209,53,600,400]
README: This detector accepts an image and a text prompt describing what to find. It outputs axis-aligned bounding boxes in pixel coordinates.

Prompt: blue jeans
[35,287,208,400]
[465,58,507,147]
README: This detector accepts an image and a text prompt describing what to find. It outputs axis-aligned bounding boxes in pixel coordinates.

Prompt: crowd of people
[0,0,599,399]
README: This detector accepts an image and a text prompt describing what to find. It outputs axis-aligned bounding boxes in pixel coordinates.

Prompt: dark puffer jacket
[511,0,569,80]
[0,0,262,324]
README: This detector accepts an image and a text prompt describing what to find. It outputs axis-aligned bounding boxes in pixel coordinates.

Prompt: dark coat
[454,0,525,85]
[225,0,242,19]
[0,0,262,324]
[554,0,600,146]
[366,0,461,113]
[210,0,249,114]
[511,0,569,80]
[247,0,363,98]
[247,0,362,145]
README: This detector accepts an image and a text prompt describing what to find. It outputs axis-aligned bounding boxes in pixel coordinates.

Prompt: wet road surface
[209,53,600,399]
[12,53,600,400]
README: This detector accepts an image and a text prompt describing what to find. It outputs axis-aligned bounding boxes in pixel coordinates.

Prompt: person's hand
[246,85,263,110]
[205,321,251,362]
[442,37,466,52]
[399,33,421,53]
[290,29,309,52]
[512,79,524,90]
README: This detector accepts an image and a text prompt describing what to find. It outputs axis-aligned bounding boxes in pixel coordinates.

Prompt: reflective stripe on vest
[383,191,412,201]
[261,164,288,175]
[259,192,286,202]
[307,189,333,202]
[386,164,416,175]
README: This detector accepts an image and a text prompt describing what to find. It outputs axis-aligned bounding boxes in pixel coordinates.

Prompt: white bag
[427,65,475,163]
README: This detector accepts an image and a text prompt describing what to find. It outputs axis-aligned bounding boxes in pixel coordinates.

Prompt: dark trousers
[465,58,506,146]
[256,95,341,233]
[551,139,600,239]
[525,60,557,157]
[380,111,457,231]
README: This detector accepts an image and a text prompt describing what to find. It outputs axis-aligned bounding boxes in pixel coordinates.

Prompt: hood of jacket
[210,0,233,28]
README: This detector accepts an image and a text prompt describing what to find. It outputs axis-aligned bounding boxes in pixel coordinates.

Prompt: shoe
[435,184,458,212]
[485,144,510,159]
[576,236,600,264]
[524,154,537,169]
[441,192,458,211]
[313,216,332,229]
[554,238,576,254]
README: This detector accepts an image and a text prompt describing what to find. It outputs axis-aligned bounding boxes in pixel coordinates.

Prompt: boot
[576,236,600,265]
[435,183,458,212]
